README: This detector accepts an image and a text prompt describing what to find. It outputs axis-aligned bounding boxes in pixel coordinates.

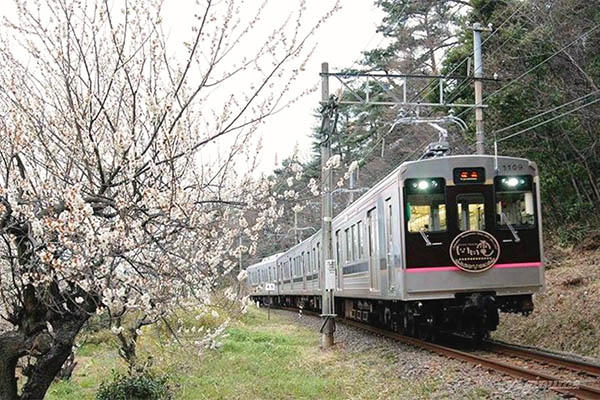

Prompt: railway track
[277,306,600,399]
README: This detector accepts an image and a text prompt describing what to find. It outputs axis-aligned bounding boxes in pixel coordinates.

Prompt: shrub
[96,371,173,400]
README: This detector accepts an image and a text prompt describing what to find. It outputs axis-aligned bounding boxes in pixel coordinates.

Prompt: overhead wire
[493,90,600,137]
[455,22,600,121]
[495,95,600,143]
[415,1,527,106]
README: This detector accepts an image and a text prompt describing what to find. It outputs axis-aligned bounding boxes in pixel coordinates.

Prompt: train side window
[345,228,351,262]
[316,242,321,271]
[357,221,364,258]
[406,193,447,232]
[457,193,486,231]
[351,224,358,261]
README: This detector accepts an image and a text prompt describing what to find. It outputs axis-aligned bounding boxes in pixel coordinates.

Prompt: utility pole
[473,23,490,155]
[320,62,336,349]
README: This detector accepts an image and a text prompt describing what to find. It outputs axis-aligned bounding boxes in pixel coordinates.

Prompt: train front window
[495,175,535,229]
[457,193,486,231]
[405,178,447,233]
[406,194,447,233]
[496,192,535,228]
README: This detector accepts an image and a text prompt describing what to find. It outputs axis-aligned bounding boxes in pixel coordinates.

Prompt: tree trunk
[0,331,27,400]
[20,317,88,400]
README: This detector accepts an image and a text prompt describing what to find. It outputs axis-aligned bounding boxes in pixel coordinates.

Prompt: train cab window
[457,193,486,231]
[405,178,446,233]
[495,176,536,229]
[406,194,447,232]
[496,192,535,228]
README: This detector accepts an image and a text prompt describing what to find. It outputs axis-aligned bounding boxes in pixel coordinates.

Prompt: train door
[367,207,380,291]
[446,184,495,236]
[384,198,394,291]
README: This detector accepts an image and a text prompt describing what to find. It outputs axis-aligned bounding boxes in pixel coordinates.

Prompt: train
[247,154,544,339]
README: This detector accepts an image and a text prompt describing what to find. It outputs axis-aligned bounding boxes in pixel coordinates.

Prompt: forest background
[258,0,600,259]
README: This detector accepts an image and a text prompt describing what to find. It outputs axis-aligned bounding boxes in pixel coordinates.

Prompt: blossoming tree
[0,0,337,398]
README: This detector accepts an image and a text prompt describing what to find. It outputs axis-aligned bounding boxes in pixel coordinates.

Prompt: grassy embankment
[494,243,600,359]
[46,243,600,398]
[47,307,483,400]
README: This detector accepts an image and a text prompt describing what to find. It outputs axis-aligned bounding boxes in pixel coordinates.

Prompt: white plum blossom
[286,177,294,187]
[111,326,124,335]
[290,163,303,173]
[308,178,320,196]
[0,0,341,394]
[324,154,342,170]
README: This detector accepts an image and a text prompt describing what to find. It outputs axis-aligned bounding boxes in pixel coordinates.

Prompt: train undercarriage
[253,293,534,340]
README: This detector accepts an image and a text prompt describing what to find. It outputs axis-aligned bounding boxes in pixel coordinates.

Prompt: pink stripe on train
[406,262,543,274]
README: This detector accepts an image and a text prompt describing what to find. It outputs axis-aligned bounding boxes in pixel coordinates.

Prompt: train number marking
[500,163,524,172]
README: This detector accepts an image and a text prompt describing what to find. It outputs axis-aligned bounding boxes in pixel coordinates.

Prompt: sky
[158,0,386,173]
[1,0,386,175]
[158,0,387,173]
[255,2,385,172]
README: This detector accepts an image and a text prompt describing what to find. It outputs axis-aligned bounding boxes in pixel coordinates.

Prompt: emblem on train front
[449,230,500,272]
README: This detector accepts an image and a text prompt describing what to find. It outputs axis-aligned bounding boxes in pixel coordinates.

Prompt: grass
[46,307,495,399]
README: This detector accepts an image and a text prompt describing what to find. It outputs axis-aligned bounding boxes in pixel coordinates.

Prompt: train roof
[246,252,284,271]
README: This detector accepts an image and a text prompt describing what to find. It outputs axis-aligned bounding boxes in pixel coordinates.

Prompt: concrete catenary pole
[473,23,485,155]
[320,62,335,348]
[348,170,355,205]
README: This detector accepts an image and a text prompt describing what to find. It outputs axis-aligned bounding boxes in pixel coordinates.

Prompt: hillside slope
[494,242,600,359]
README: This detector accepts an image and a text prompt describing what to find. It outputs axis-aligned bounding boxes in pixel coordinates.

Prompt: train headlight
[501,177,525,188]
[496,175,532,192]
[505,177,519,187]
[417,180,430,190]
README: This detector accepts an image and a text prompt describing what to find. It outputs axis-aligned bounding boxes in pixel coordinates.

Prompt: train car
[249,154,544,338]
[247,253,282,297]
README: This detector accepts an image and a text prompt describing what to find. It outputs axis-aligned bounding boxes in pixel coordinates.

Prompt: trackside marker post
[266,283,275,320]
